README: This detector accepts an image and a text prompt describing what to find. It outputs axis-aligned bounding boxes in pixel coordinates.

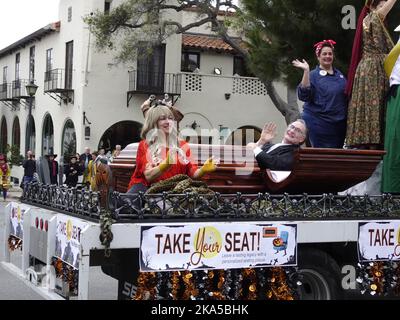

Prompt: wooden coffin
[264,148,385,194]
[109,143,385,194]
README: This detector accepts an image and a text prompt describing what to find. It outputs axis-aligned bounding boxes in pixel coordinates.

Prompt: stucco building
[0,0,287,183]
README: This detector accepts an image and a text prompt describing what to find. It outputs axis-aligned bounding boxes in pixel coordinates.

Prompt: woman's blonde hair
[141,105,183,164]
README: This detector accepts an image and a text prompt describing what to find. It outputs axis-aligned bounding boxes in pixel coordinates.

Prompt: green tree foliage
[85,0,235,63]
[5,144,24,168]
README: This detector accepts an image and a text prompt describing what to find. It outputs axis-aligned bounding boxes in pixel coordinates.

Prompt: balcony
[181,72,267,96]
[0,81,31,110]
[12,79,30,99]
[44,68,74,104]
[0,83,15,101]
[127,70,182,106]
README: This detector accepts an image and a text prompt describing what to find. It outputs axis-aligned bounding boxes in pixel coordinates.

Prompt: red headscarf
[314,40,336,57]
[345,0,375,97]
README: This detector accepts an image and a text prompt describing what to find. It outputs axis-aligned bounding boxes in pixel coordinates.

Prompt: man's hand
[257,122,277,146]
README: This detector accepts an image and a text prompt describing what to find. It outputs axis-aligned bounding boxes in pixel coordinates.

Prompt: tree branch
[264,81,299,124]
[163,17,214,34]
[121,22,147,29]
[160,4,197,11]
[159,0,208,12]
[220,33,248,57]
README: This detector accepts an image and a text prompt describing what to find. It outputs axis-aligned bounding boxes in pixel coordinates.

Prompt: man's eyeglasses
[288,124,305,136]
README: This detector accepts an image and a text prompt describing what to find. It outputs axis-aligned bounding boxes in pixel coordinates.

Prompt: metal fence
[22,182,101,220]
[110,192,400,221]
[21,182,400,222]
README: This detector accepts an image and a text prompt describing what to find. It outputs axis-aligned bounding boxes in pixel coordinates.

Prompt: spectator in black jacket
[64,155,81,188]
[45,151,59,185]
[21,150,36,188]
[247,120,307,171]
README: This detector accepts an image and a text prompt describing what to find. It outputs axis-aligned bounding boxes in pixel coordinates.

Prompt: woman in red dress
[127,105,216,194]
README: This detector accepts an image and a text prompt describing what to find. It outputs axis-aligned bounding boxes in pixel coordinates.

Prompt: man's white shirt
[253,143,289,157]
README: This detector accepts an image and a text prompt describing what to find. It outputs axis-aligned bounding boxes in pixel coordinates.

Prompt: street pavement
[0,187,118,300]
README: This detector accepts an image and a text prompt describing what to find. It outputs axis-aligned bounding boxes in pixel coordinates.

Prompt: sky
[0,0,60,50]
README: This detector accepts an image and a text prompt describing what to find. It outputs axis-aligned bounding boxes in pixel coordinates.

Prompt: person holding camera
[21,150,36,188]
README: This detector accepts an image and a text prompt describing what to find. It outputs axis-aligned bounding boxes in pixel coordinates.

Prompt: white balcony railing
[181,72,267,96]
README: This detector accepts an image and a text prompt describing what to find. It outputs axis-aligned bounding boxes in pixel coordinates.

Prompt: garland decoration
[99,209,114,258]
[241,268,258,300]
[231,269,243,300]
[356,261,400,296]
[134,267,299,300]
[207,270,225,300]
[265,267,295,300]
[134,272,158,300]
[8,235,22,251]
[222,269,232,299]
[171,271,181,300]
[369,262,385,295]
[181,271,198,300]
[51,257,79,296]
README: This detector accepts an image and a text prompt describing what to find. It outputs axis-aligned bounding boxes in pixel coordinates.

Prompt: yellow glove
[199,157,217,176]
[158,151,173,172]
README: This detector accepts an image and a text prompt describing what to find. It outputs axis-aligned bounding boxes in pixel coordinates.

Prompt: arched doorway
[0,117,7,153]
[42,114,54,156]
[61,119,76,163]
[12,117,20,148]
[226,125,261,146]
[98,121,142,153]
[25,115,36,154]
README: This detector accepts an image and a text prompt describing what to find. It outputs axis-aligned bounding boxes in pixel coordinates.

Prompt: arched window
[12,117,20,148]
[61,119,76,163]
[25,115,36,154]
[1,116,8,153]
[226,126,261,146]
[42,114,54,156]
[98,121,142,153]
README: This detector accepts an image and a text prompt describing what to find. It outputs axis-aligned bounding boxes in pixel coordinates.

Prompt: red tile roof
[182,33,244,53]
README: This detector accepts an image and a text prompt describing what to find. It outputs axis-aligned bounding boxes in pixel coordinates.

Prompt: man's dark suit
[255,143,300,171]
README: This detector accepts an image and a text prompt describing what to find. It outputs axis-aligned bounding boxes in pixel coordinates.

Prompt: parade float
[3,143,400,300]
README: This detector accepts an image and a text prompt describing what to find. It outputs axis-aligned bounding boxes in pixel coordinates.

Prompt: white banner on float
[358,221,400,262]
[55,215,88,269]
[140,223,297,272]
[9,203,30,240]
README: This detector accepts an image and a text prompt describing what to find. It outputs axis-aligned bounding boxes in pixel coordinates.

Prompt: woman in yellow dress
[0,154,11,200]
[86,152,98,191]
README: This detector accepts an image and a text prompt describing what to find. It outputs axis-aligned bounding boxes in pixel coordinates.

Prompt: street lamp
[25,82,38,152]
